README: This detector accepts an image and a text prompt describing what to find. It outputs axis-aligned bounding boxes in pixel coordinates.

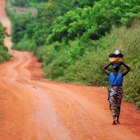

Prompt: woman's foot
[112,115,117,125]
[117,119,120,124]
[117,116,120,124]
[112,120,116,125]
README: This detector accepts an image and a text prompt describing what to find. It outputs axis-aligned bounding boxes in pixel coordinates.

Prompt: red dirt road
[0,0,140,140]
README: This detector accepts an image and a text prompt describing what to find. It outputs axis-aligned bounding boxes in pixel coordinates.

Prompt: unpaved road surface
[0,0,140,140]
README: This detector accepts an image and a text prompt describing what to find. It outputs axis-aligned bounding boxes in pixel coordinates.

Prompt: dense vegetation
[0,24,10,63]
[10,0,48,7]
[9,0,140,108]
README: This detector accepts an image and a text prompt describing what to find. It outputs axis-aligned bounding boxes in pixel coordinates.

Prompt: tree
[0,24,4,45]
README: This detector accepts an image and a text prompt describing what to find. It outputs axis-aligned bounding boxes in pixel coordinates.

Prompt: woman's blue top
[109,72,123,86]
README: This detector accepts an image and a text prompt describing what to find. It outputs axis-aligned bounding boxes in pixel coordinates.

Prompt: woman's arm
[103,63,112,75]
[121,62,131,76]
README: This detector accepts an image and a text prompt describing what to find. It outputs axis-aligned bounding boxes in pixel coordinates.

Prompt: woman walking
[103,51,130,125]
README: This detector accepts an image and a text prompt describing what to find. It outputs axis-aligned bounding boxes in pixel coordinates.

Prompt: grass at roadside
[0,24,10,63]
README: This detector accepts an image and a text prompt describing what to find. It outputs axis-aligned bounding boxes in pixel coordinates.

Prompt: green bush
[10,0,49,7]
[0,24,10,63]
[0,24,4,45]
[0,47,10,63]
[12,36,37,52]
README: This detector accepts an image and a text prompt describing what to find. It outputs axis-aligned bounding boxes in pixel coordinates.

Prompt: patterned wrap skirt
[108,86,123,117]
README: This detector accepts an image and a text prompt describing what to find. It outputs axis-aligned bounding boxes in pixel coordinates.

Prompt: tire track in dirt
[0,50,72,140]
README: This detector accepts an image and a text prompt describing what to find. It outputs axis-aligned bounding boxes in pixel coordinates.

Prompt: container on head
[109,50,124,64]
